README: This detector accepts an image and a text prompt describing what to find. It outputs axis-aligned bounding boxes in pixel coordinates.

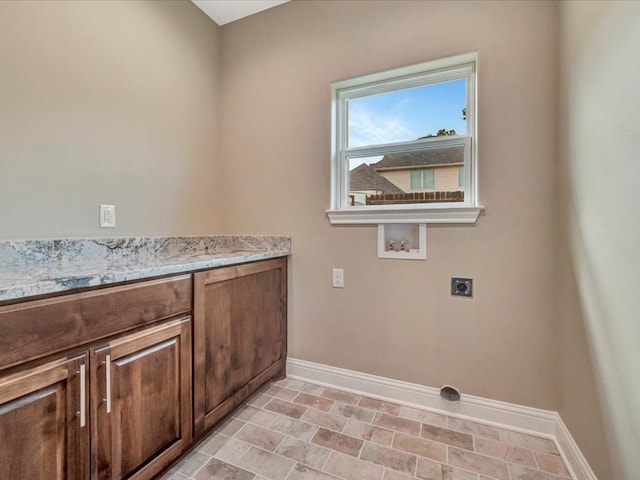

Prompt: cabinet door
[0,353,89,480]
[194,258,287,434]
[91,317,192,480]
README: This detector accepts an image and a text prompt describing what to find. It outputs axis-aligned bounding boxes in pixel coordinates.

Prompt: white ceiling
[191,0,289,26]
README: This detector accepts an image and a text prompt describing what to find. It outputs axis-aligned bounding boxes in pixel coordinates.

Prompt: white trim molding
[326,205,483,225]
[287,357,597,480]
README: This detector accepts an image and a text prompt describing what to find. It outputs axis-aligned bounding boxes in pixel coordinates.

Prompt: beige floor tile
[270,416,319,442]
[311,427,364,457]
[235,404,281,427]
[159,470,191,480]
[264,384,301,401]
[444,466,479,480]
[330,402,376,423]
[383,468,416,480]
[165,379,573,480]
[302,408,349,431]
[194,458,255,480]
[216,417,246,436]
[498,430,559,455]
[474,436,536,468]
[448,447,509,480]
[174,450,212,477]
[247,392,274,408]
[235,423,285,452]
[320,388,361,405]
[294,392,336,412]
[416,458,481,479]
[287,463,342,480]
[373,412,421,436]
[212,437,252,464]
[415,456,444,479]
[398,406,448,428]
[343,419,394,446]
[270,377,293,388]
[421,424,474,450]
[358,397,402,416]
[392,432,446,463]
[533,451,571,477]
[447,418,500,441]
[359,442,417,475]
[276,436,332,469]
[265,398,308,419]
[509,462,571,480]
[198,433,229,456]
[287,380,326,395]
[323,452,384,480]
[235,446,296,479]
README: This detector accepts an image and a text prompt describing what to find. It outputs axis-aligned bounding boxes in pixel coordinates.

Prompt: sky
[347,78,467,157]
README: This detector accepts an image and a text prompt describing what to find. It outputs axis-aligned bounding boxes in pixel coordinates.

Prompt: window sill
[326,205,484,225]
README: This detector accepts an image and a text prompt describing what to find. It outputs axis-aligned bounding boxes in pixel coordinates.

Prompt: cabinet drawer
[0,275,192,371]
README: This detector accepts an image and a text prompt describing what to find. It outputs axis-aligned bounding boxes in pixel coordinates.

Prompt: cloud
[348,105,419,148]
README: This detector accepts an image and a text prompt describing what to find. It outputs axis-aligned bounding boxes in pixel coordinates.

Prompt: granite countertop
[0,236,290,303]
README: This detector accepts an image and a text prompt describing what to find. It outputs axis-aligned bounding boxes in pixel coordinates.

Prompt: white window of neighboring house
[328,52,482,224]
[410,169,435,190]
[458,166,465,188]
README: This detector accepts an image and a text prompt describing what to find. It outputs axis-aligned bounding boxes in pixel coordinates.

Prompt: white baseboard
[286,357,597,480]
[554,415,600,480]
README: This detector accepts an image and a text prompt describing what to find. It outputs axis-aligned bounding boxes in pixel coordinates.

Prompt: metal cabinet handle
[104,354,111,414]
[78,364,86,427]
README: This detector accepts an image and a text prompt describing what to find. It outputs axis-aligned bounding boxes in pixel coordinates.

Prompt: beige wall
[559,2,640,478]
[219,0,559,411]
[0,1,221,239]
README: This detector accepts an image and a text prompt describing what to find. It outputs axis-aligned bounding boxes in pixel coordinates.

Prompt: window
[410,169,435,190]
[328,53,482,224]
[458,166,465,188]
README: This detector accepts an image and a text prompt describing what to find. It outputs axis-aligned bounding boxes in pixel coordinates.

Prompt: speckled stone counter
[0,236,290,302]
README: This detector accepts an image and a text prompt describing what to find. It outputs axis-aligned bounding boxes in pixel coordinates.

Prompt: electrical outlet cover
[451,277,473,297]
[100,204,116,228]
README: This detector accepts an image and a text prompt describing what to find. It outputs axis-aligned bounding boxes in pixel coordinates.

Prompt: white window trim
[327,52,483,225]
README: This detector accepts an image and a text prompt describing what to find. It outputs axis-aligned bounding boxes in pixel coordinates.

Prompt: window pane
[347,79,467,148]
[410,170,422,189]
[348,155,387,206]
[347,145,465,206]
[423,169,435,189]
[458,166,465,187]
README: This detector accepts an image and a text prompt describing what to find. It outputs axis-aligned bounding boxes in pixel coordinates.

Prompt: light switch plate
[332,268,344,288]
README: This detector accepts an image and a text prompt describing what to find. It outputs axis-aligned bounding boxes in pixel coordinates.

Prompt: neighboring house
[348,163,404,206]
[348,145,464,205]
[372,145,464,193]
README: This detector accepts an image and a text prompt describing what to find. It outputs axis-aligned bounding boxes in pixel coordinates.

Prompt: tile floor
[161,378,572,480]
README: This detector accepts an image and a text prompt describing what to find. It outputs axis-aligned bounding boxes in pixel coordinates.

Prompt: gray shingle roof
[372,145,464,170]
[349,164,405,194]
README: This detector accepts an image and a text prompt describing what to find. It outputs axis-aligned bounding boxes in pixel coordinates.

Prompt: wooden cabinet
[0,256,288,477]
[193,258,287,435]
[90,317,192,480]
[0,275,192,480]
[0,353,89,480]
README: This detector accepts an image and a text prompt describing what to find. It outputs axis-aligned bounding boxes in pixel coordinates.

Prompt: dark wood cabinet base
[0,257,288,480]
